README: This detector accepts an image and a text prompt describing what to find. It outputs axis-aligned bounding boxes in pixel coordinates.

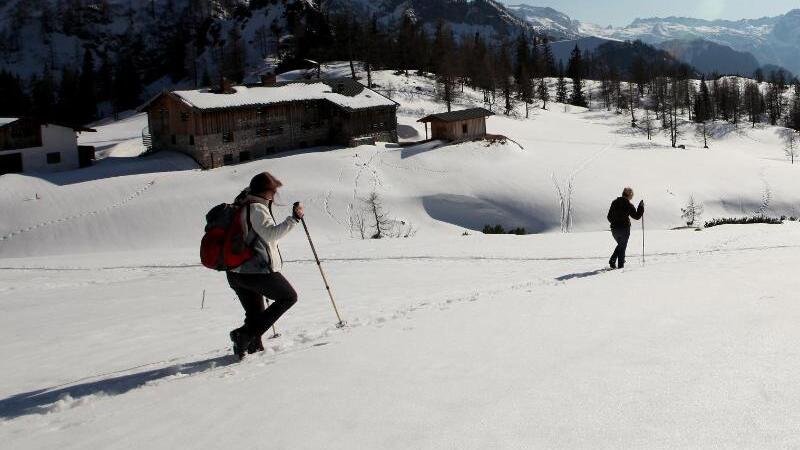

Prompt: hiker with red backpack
[202,171,304,359]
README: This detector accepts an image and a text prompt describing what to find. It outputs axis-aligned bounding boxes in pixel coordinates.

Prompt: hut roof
[0,117,95,132]
[417,108,495,123]
[139,79,397,113]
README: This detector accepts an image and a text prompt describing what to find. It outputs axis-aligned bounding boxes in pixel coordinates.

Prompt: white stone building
[0,118,96,175]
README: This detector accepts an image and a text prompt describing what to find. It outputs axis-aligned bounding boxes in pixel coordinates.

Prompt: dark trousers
[610,228,631,268]
[226,272,298,337]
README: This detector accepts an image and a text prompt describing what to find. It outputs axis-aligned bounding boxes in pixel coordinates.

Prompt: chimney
[215,77,235,94]
[261,72,277,85]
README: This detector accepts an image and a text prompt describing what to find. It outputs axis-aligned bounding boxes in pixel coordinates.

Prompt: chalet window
[462,124,468,134]
[240,151,251,162]
[46,152,61,164]
[180,112,190,122]
[257,107,287,122]
[301,121,322,130]
[222,132,234,143]
[223,154,233,165]
[171,135,177,144]
[256,127,283,137]
[189,135,195,145]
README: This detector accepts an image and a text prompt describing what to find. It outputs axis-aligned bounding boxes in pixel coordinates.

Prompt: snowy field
[2,69,800,448]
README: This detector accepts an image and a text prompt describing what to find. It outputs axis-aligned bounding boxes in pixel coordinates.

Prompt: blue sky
[510,0,797,26]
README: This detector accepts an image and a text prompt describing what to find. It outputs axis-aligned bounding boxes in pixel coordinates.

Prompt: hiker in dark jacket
[607,187,644,269]
[228,172,304,359]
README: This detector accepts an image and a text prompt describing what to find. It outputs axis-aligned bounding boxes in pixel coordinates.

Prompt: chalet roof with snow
[0,117,95,132]
[417,108,495,123]
[141,79,398,113]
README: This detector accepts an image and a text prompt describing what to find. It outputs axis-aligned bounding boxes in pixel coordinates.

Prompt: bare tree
[348,202,368,239]
[783,129,799,164]
[350,193,416,239]
[364,192,393,239]
[756,183,772,217]
[552,174,574,232]
[628,81,638,127]
[642,107,654,141]
[665,77,681,148]
[699,122,709,149]
[681,196,704,226]
[254,25,269,60]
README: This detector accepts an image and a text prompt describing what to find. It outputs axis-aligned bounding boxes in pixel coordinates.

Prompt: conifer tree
[57,67,80,122]
[567,45,586,107]
[497,42,514,115]
[537,77,549,110]
[694,76,712,123]
[0,70,30,117]
[555,62,568,105]
[78,48,98,124]
[517,64,533,118]
[540,36,556,76]
[31,69,56,121]
[743,81,763,128]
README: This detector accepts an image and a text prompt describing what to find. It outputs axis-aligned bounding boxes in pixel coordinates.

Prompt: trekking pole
[265,300,281,339]
[641,215,646,266]
[295,203,346,328]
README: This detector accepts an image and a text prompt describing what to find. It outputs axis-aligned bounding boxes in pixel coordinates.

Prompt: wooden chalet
[139,78,399,169]
[418,108,494,141]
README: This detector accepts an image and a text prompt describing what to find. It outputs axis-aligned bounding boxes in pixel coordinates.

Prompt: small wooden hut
[417,108,494,141]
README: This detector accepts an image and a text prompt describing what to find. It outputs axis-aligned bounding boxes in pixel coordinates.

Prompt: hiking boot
[247,336,265,354]
[230,328,253,360]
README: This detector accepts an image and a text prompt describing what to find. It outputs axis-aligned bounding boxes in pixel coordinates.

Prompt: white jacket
[231,195,299,274]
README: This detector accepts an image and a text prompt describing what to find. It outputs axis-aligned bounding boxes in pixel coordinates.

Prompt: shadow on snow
[555,268,612,281]
[0,355,236,420]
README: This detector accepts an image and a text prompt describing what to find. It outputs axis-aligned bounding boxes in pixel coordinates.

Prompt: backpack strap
[244,203,258,246]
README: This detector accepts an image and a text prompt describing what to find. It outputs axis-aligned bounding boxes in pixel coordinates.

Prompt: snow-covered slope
[3,67,800,448]
[3,224,800,448]
[2,67,799,260]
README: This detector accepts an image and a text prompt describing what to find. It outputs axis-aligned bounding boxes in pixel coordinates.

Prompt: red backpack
[200,202,256,271]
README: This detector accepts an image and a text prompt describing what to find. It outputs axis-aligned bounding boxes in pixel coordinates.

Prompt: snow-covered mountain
[325,0,532,40]
[504,4,582,40]
[588,10,800,76]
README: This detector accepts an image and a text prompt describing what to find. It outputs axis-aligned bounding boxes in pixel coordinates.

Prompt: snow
[172,82,397,111]
[81,112,149,159]
[2,69,800,448]
[0,117,19,127]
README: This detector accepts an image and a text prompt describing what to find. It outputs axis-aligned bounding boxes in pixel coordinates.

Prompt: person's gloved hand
[293,202,305,221]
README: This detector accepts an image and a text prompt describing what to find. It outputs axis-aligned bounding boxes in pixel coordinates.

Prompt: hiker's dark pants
[610,228,631,268]
[226,272,298,337]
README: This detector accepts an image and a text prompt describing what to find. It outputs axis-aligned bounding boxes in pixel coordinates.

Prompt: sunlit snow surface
[2,68,800,448]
